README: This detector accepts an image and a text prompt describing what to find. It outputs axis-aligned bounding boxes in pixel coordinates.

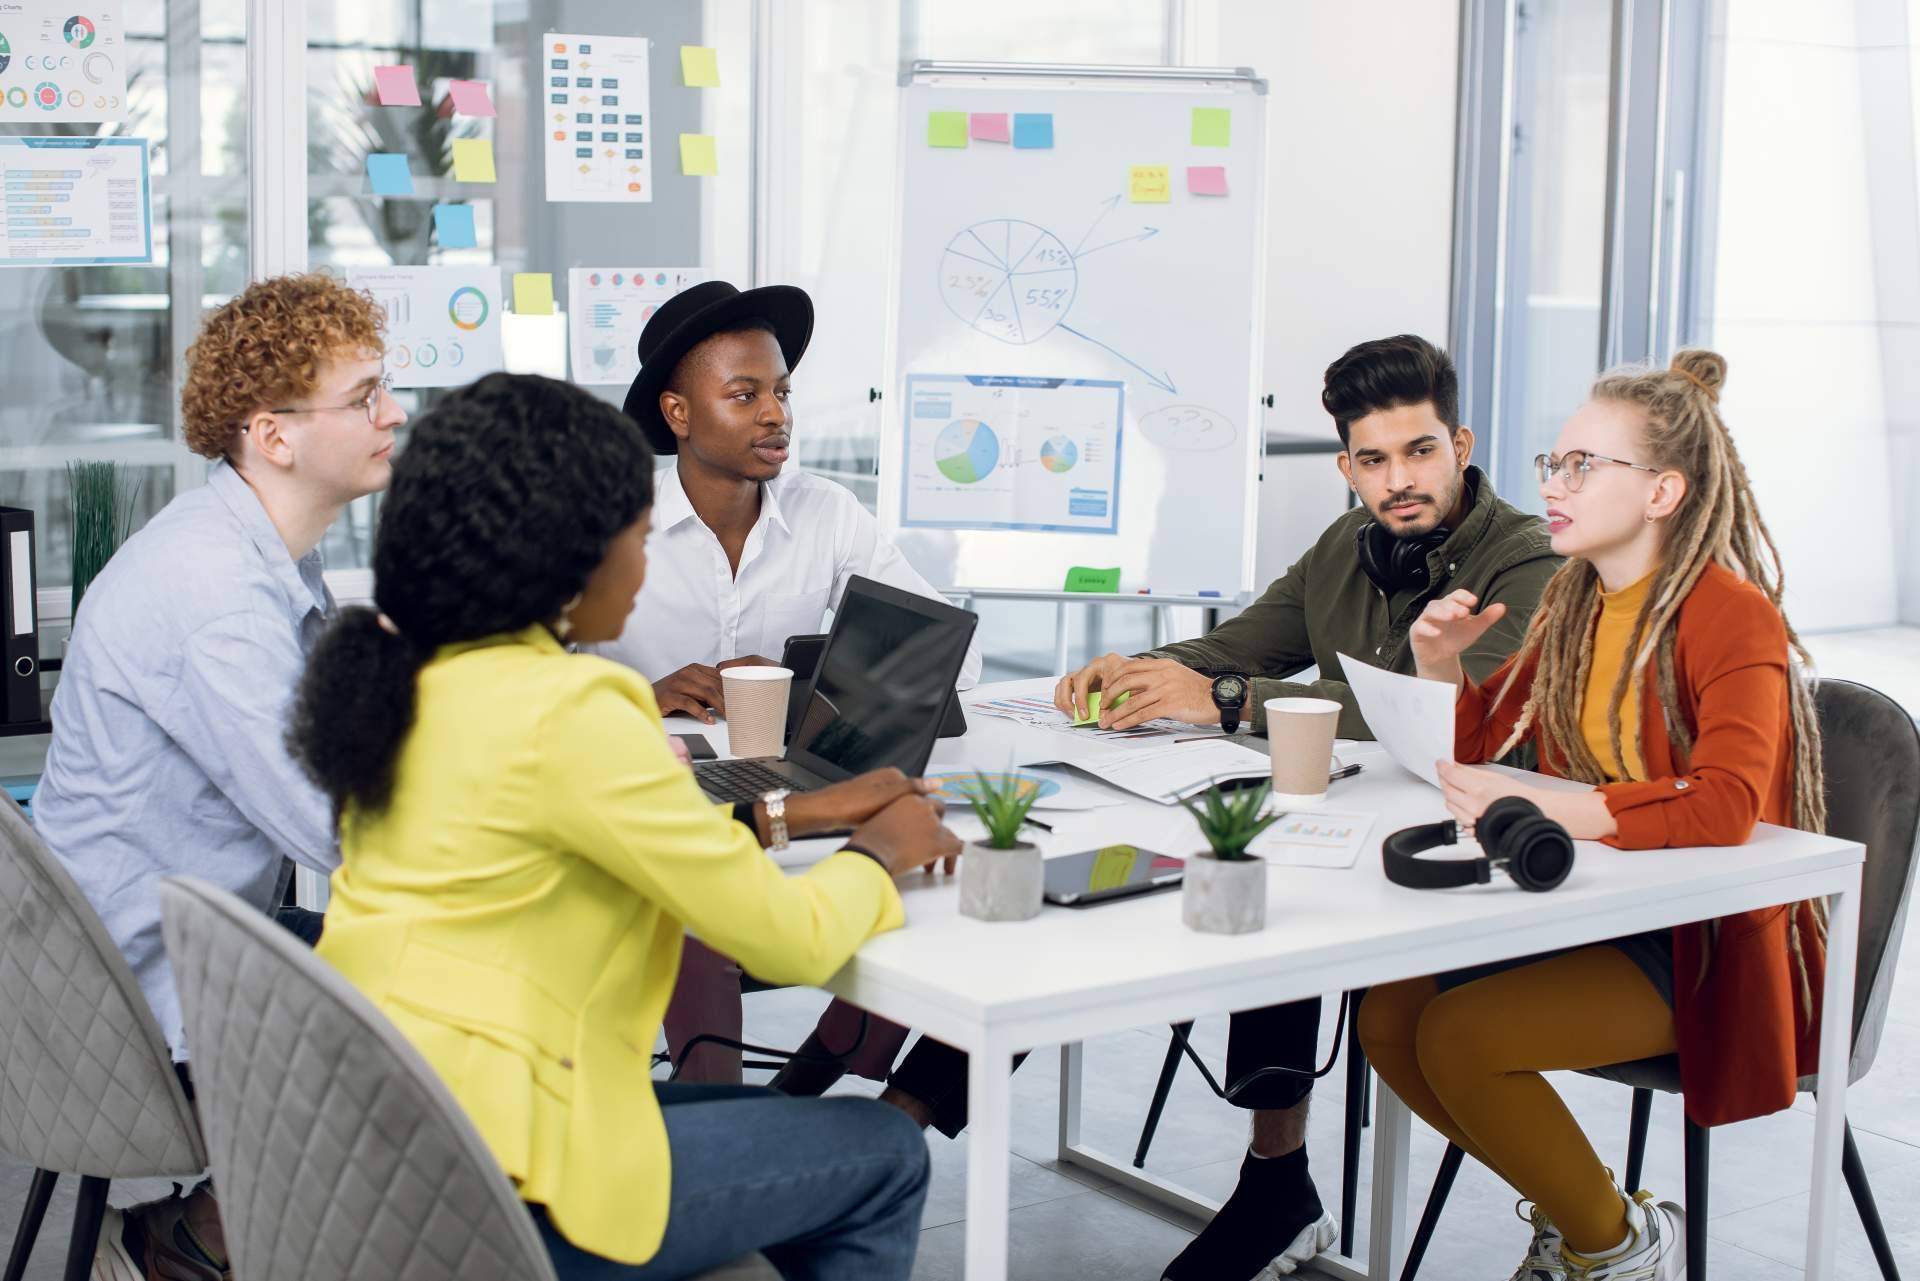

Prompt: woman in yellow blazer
[288,372,958,1280]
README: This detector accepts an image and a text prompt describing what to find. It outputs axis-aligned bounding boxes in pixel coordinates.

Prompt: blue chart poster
[901,373,1124,534]
[0,136,151,267]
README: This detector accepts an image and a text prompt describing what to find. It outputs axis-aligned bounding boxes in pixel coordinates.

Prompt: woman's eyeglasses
[1533,450,1661,492]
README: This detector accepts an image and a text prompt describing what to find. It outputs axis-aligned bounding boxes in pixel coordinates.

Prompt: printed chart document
[346,265,505,389]
[1339,652,1455,788]
[542,32,653,203]
[0,3,129,122]
[569,266,707,384]
[900,374,1124,534]
[1247,810,1375,870]
[0,136,149,266]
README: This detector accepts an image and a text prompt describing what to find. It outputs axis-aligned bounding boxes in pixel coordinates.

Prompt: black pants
[886,996,1323,1138]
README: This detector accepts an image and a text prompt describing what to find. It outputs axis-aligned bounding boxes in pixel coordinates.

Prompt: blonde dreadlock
[1488,349,1828,1012]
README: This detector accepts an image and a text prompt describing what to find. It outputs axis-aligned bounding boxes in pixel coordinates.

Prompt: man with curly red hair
[34,272,404,1281]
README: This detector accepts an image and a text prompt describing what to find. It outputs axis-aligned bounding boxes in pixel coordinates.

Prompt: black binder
[0,508,39,724]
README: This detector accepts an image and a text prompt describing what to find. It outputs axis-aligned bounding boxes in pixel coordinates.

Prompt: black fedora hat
[620,281,813,454]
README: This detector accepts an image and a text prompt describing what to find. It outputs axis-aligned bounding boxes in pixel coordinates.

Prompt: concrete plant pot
[958,840,1043,922]
[1182,852,1268,934]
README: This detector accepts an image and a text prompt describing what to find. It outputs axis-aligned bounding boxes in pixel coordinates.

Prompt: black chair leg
[1683,1120,1709,1281]
[1624,1087,1653,1194]
[1342,1002,1367,1257]
[1842,1122,1903,1281]
[1133,1022,1191,1168]
[62,1176,108,1281]
[1399,1143,1464,1281]
[2,1168,57,1281]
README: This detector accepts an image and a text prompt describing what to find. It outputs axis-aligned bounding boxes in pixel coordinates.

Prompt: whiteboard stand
[947,588,1233,677]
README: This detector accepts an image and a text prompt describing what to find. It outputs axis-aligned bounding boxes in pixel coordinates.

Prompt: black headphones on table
[1382,796,1575,892]
[1357,521,1451,595]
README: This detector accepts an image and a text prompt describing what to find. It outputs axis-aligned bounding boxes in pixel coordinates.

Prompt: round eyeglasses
[1533,449,1662,492]
[270,373,395,425]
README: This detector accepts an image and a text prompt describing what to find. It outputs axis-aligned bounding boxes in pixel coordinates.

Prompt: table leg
[1056,1042,1084,1155]
[1806,874,1860,1280]
[964,1033,1015,1281]
[1054,601,1070,678]
[1367,1078,1412,1281]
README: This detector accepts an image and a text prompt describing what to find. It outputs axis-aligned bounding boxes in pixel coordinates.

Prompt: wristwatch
[1210,673,1250,735]
[761,788,793,852]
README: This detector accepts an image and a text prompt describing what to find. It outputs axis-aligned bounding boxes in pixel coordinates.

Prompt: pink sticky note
[1187,165,1229,196]
[372,65,422,107]
[970,113,1011,144]
[446,79,496,118]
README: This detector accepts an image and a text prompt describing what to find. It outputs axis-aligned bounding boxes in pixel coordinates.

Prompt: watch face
[1214,675,1247,707]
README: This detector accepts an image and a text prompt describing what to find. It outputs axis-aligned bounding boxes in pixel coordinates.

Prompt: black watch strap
[839,841,891,874]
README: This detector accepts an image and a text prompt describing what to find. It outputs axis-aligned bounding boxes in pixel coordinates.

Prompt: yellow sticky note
[1130,164,1171,204]
[512,272,555,316]
[680,133,718,176]
[451,137,497,183]
[680,45,721,88]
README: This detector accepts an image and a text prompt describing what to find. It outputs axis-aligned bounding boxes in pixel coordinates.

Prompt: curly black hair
[289,373,655,816]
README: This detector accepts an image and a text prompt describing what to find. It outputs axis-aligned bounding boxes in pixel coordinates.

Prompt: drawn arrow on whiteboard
[1074,227,1160,258]
[1072,194,1123,253]
[1058,323,1177,394]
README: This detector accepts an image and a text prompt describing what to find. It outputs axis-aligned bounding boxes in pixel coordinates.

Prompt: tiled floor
[0,629,1913,1279]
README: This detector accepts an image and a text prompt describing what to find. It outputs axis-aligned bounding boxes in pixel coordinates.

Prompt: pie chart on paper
[1039,435,1078,474]
[934,418,1000,485]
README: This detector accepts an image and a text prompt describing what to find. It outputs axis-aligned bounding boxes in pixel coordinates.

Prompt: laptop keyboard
[695,758,817,803]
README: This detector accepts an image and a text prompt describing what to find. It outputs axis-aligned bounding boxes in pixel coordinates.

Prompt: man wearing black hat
[593,281,980,1089]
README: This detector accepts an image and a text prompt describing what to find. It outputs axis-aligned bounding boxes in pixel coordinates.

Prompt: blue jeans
[533,1083,930,1281]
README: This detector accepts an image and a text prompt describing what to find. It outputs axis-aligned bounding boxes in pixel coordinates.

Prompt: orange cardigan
[1456,561,1824,1127]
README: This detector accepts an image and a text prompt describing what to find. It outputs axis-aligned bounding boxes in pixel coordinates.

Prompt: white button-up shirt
[592,466,983,688]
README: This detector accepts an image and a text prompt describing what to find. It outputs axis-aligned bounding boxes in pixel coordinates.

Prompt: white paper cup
[1264,697,1341,807]
[722,666,793,759]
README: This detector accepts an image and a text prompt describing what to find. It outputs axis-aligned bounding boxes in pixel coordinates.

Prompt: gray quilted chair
[159,876,777,1281]
[1400,679,1920,1281]
[0,792,206,1281]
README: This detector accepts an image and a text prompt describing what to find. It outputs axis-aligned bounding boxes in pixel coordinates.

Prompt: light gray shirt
[35,460,337,1057]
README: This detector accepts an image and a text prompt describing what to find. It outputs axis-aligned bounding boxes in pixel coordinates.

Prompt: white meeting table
[695,677,1863,1281]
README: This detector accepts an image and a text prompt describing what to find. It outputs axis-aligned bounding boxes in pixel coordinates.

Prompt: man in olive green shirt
[1055,334,1559,1281]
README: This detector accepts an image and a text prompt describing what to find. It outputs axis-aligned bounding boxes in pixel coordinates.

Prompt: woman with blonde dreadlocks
[1358,348,1827,1281]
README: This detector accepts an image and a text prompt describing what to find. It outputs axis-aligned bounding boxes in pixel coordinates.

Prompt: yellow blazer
[316,625,904,1263]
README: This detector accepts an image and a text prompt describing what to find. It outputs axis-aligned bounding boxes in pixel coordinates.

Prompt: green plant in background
[67,461,141,620]
[971,771,1043,850]
[1180,782,1284,861]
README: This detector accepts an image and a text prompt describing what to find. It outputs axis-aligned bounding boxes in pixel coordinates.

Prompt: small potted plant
[958,771,1045,922]
[1179,782,1283,934]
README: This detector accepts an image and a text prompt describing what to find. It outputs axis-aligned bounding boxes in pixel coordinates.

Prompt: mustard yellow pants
[1357,947,1676,1254]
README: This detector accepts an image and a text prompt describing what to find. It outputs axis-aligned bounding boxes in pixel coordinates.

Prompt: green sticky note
[928,111,968,148]
[680,133,719,176]
[1071,690,1132,727]
[512,272,555,316]
[1191,106,1232,147]
[1063,566,1121,592]
[680,45,721,88]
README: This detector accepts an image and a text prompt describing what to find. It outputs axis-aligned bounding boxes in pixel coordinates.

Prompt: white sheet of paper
[1338,653,1456,789]
[1247,808,1375,870]
[346,265,505,389]
[0,4,130,122]
[568,267,707,384]
[0,137,150,266]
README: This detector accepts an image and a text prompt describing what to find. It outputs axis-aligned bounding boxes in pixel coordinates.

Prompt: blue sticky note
[1012,113,1054,149]
[432,203,477,248]
[366,152,414,196]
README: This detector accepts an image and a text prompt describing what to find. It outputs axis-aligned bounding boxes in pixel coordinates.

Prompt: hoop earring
[553,592,585,641]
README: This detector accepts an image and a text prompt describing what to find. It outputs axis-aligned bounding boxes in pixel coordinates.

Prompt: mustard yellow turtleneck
[1580,570,1656,782]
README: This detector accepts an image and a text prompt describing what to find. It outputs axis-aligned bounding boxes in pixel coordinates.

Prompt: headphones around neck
[1381,796,1575,892]
[1357,520,1451,595]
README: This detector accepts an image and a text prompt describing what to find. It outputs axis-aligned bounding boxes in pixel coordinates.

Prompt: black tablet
[1041,846,1186,908]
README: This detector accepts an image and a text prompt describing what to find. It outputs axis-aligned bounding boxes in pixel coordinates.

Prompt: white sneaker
[92,1209,144,1281]
[1561,1192,1686,1281]
[1507,1200,1569,1281]
[1254,1210,1338,1278]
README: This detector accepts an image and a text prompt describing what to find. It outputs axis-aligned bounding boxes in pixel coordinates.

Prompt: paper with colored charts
[0,2,129,123]
[541,31,653,203]
[345,265,505,390]
[568,267,709,385]
[0,136,149,266]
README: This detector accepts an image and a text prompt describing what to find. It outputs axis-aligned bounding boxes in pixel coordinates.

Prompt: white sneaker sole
[1257,1211,1340,1278]
[92,1209,144,1281]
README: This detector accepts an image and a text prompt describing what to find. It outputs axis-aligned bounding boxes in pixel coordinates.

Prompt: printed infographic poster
[901,374,1124,534]
[0,3,129,123]
[346,265,505,389]
[0,136,149,266]
[568,266,707,384]
[541,32,652,203]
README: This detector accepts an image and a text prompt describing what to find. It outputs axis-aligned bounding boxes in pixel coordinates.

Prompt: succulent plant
[1180,781,1283,862]
[971,770,1042,850]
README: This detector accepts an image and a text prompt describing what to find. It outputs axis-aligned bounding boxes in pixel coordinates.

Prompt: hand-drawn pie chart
[939,219,1077,346]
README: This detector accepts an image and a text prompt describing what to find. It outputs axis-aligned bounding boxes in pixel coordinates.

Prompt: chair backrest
[160,876,560,1281]
[0,793,204,1178]
[1815,678,1920,1082]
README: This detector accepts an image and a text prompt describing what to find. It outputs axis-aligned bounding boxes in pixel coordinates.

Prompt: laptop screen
[787,579,976,778]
